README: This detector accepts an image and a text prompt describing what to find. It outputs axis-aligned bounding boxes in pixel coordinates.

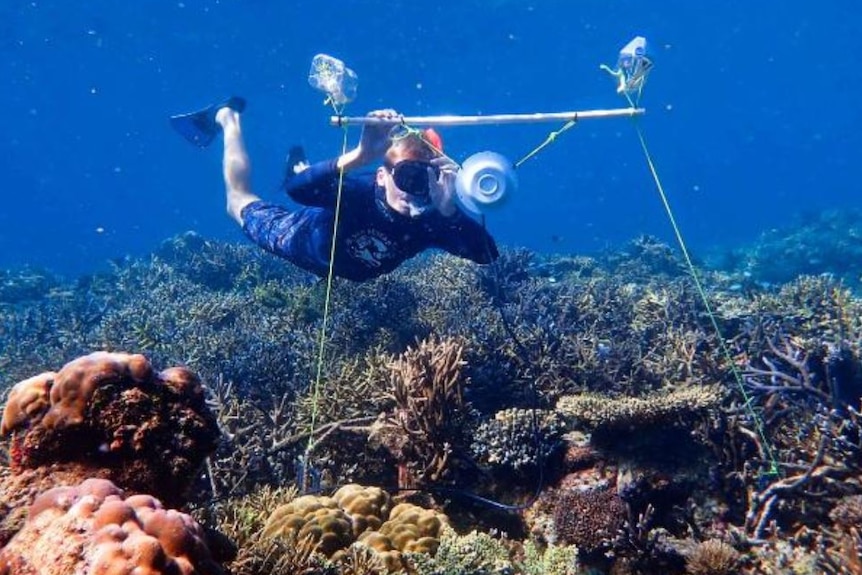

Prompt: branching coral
[403,525,512,575]
[684,539,740,575]
[470,408,564,471]
[369,336,471,487]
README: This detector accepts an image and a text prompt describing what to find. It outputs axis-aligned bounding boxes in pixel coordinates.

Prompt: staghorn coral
[556,385,722,434]
[369,336,471,487]
[203,375,301,499]
[0,477,223,574]
[0,351,220,507]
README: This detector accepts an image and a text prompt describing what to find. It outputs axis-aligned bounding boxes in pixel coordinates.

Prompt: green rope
[514,119,578,168]
[302,123,351,476]
[630,119,780,477]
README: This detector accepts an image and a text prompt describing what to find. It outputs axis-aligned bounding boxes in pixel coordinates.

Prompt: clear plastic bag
[308,53,358,105]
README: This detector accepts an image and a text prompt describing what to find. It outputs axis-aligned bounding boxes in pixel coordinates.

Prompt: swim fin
[170,96,247,148]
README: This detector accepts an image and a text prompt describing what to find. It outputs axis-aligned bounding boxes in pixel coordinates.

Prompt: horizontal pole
[330,107,645,127]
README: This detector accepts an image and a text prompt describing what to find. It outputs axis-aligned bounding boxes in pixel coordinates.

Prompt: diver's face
[377,153,438,218]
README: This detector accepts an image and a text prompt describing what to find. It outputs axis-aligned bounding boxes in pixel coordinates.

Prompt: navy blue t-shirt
[241,159,498,282]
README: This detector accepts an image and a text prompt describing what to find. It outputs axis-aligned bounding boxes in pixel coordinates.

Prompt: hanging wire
[629,118,780,477]
[299,107,352,491]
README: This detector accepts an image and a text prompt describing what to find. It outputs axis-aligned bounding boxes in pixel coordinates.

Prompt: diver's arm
[336,147,368,171]
[282,159,344,207]
[437,213,500,264]
[286,109,395,205]
[336,108,398,170]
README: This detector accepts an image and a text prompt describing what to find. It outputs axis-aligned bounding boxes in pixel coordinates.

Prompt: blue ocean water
[2,1,858,276]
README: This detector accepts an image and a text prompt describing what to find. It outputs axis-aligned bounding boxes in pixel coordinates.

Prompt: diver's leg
[216,108,261,225]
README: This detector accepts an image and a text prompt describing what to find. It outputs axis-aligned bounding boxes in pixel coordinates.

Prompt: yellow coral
[262,494,354,557]
[556,385,722,432]
[333,483,393,538]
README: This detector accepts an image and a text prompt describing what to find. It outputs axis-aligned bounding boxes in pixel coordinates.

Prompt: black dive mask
[389,159,440,197]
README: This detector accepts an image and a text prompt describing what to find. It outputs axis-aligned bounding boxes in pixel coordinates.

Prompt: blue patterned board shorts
[241,200,333,277]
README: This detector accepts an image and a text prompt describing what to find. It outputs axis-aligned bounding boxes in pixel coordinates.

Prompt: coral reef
[403,525,512,575]
[0,351,220,508]
[684,539,740,575]
[0,477,223,574]
[2,227,862,574]
[719,208,862,291]
[552,486,627,557]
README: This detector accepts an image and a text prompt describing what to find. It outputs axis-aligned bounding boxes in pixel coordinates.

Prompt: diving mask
[389,159,440,198]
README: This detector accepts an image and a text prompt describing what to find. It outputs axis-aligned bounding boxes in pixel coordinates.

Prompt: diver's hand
[337,109,399,170]
[431,156,460,217]
[358,109,399,162]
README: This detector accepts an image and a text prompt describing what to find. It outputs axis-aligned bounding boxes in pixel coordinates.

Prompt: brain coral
[0,351,220,507]
[261,486,449,572]
[0,477,223,574]
[262,494,355,557]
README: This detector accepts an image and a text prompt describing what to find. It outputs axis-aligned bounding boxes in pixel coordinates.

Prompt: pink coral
[0,477,223,574]
[0,352,220,507]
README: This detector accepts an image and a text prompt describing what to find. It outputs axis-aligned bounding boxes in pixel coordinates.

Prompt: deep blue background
[2,1,858,276]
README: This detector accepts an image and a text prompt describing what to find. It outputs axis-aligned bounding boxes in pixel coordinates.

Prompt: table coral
[0,351,220,507]
[0,477,223,574]
[556,385,722,433]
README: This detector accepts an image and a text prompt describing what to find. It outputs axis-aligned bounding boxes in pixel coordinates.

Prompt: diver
[170,97,499,282]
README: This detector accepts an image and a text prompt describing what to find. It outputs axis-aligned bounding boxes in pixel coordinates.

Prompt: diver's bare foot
[215,107,239,128]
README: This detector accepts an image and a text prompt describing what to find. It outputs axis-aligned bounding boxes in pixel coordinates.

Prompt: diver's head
[377,128,445,218]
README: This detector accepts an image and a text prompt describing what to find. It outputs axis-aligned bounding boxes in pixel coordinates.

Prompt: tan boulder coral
[332,483,393,538]
[357,502,449,571]
[0,351,220,508]
[0,477,224,574]
[377,502,448,554]
[262,494,354,557]
[261,486,449,573]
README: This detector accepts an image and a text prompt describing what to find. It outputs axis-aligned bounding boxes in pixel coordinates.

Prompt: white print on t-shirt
[346,229,396,268]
